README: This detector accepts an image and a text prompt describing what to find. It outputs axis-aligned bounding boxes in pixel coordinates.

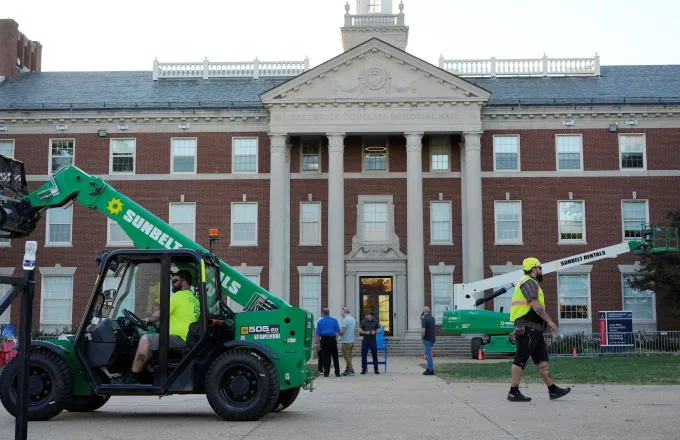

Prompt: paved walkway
[1,356,678,440]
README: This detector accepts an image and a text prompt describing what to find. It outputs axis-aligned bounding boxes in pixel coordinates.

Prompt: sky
[4,0,680,72]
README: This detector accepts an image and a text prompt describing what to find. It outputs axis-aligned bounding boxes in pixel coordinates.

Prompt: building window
[301,139,320,172]
[110,138,136,174]
[430,201,452,244]
[619,134,646,169]
[363,202,388,242]
[171,138,197,173]
[0,141,15,245]
[556,135,582,170]
[429,135,450,171]
[622,200,648,240]
[363,137,388,172]
[300,274,321,321]
[49,139,75,174]
[558,201,585,242]
[493,135,519,171]
[170,202,196,241]
[0,283,10,323]
[107,218,133,246]
[300,202,321,245]
[41,276,73,326]
[46,206,73,245]
[368,0,381,12]
[494,201,522,244]
[431,274,453,321]
[622,275,655,321]
[231,203,257,245]
[557,274,590,320]
[233,138,258,172]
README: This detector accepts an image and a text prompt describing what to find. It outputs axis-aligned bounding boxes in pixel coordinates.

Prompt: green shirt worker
[125,269,200,384]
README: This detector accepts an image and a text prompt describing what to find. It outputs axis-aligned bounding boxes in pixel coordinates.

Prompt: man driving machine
[120,269,200,384]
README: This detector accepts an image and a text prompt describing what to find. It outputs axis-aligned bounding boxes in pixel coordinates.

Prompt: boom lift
[0,155,315,421]
[442,224,679,359]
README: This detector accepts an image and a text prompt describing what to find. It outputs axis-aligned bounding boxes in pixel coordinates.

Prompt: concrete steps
[382,336,473,357]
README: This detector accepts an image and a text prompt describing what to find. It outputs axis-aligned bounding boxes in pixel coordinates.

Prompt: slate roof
[1,65,679,111]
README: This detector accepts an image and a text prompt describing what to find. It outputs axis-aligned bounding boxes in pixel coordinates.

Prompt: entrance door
[359,277,393,336]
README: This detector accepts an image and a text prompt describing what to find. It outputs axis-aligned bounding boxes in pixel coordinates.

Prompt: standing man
[339,307,356,376]
[421,306,436,375]
[315,308,341,377]
[507,257,571,402]
[359,311,381,375]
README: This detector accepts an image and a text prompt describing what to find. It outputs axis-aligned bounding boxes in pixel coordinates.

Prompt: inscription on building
[290,111,461,122]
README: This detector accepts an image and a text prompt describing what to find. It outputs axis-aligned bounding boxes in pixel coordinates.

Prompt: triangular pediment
[260,38,491,105]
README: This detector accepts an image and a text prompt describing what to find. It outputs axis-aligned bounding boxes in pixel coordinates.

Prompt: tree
[626,209,680,319]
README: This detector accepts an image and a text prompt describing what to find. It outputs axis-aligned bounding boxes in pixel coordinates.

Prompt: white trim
[494,200,523,245]
[109,138,137,175]
[362,136,390,173]
[300,136,322,173]
[621,199,650,242]
[0,267,15,324]
[492,134,520,172]
[299,201,322,246]
[106,217,134,247]
[232,136,259,173]
[557,200,587,245]
[48,138,75,175]
[429,200,453,245]
[38,268,76,328]
[428,134,451,172]
[169,201,197,242]
[555,133,584,171]
[170,137,198,174]
[480,170,680,178]
[556,271,592,324]
[357,195,394,244]
[45,205,73,246]
[618,133,647,171]
[298,264,323,320]
[230,202,258,246]
[0,139,15,158]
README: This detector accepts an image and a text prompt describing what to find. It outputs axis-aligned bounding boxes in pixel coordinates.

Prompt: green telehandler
[442,225,679,359]
[0,155,315,421]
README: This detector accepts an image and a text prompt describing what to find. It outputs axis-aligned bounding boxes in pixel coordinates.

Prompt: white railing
[439,54,601,77]
[153,57,310,80]
[343,2,406,27]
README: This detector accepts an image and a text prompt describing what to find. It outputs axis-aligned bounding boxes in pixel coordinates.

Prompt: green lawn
[431,356,680,385]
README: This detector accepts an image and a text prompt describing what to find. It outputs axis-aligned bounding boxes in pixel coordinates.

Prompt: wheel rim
[220,364,259,407]
[14,366,53,406]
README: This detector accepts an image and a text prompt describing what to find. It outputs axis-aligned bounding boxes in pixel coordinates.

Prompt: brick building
[1,1,679,338]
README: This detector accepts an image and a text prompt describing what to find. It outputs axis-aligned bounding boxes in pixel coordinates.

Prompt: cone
[477,348,483,360]
[573,347,577,357]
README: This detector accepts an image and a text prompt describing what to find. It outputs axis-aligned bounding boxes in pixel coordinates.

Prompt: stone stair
[381,335,473,357]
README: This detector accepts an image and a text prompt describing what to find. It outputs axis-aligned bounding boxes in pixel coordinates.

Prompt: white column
[327,133,346,320]
[460,141,468,285]
[268,133,287,299]
[405,132,425,334]
[463,132,484,284]
[284,142,292,303]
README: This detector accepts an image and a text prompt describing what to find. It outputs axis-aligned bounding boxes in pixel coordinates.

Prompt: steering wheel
[219,301,236,320]
[122,309,149,331]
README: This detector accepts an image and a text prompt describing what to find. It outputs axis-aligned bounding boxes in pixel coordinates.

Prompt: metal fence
[544,331,680,357]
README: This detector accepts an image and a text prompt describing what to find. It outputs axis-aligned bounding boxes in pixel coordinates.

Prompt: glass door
[359,277,393,336]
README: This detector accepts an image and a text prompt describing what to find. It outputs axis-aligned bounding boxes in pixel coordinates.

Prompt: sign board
[599,311,633,346]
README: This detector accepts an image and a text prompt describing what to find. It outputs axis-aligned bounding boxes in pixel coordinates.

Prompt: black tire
[271,386,301,412]
[0,348,74,421]
[205,348,280,421]
[65,394,110,412]
[471,337,483,360]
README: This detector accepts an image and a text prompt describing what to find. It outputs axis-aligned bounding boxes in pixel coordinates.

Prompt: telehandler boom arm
[0,157,285,312]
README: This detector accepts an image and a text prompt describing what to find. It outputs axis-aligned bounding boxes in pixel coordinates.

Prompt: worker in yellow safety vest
[507,257,571,402]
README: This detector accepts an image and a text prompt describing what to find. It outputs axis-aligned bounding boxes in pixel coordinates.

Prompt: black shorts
[513,329,549,368]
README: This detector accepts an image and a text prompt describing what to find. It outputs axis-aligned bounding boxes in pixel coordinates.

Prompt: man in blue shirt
[315,308,341,377]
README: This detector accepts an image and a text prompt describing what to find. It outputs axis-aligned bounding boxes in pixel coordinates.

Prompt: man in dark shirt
[359,311,381,374]
[421,306,436,375]
[315,308,341,377]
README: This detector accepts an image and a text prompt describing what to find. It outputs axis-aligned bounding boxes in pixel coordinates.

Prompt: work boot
[549,386,571,400]
[423,369,434,376]
[507,390,531,402]
[374,369,380,374]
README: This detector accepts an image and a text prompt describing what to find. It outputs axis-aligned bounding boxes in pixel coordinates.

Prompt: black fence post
[15,240,37,440]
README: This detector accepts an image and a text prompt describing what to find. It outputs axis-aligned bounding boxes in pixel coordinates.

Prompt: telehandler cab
[0,155,315,421]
